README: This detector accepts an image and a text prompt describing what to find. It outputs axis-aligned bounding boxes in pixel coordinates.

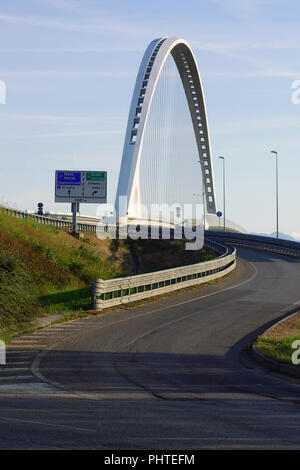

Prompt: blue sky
[0,0,299,237]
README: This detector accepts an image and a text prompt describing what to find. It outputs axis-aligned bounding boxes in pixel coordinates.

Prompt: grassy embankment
[132,238,214,273]
[0,209,214,339]
[0,209,131,338]
[255,312,300,365]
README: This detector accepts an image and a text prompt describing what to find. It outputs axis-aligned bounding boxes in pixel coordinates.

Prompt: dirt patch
[263,312,300,339]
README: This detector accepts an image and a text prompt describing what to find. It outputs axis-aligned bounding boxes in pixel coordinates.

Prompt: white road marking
[6,356,32,360]
[0,416,96,433]
[31,262,258,388]
[0,383,54,392]
[8,362,29,365]
[0,375,33,381]
[10,339,40,342]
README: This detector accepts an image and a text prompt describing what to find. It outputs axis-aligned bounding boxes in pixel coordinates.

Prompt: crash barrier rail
[2,208,186,237]
[92,239,236,310]
[2,207,98,233]
[205,230,300,259]
[4,207,299,258]
[2,208,178,236]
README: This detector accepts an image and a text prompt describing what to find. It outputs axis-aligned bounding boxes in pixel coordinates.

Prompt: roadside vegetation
[208,226,241,233]
[0,208,216,338]
[255,312,300,365]
[0,209,130,336]
[131,238,214,273]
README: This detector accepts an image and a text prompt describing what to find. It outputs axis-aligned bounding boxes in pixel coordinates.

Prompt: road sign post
[55,170,107,235]
[37,202,43,215]
[71,202,77,235]
[216,211,222,231]
[55,170,107,204]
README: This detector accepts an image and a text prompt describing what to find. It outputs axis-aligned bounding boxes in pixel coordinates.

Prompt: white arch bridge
[114,37,242,232]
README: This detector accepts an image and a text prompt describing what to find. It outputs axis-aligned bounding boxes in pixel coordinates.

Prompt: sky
[0,0,300,238]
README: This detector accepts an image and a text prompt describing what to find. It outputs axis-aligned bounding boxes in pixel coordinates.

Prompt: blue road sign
[55,170,107,203]
[216,211,222,217]
[57,171,81,186]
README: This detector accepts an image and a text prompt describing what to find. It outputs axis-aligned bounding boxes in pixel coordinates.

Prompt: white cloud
[0,11,151,36]
[0,46,144,53]
[212,116,300,135]
[33,0,92,16]
[209,0,284,20]
[0,130,123,139]
[0,113,125,122]
[0,69,134,78]
[205,68,300,78]
[3,41,300,55]
[192,40,300,54]
[32,130,123,137]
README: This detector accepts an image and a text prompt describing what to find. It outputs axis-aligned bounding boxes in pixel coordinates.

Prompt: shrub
[0,251,38,328]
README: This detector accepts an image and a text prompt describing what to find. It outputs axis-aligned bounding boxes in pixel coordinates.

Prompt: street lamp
[270,150,279,239]
[219,156,226,232]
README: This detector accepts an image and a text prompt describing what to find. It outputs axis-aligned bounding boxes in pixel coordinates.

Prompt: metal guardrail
[92,230,300,310]
[205,230,300,259]
[5,206,299,310]
[2,207,98,233]
[92,239,236,310]
[4,207,300,258]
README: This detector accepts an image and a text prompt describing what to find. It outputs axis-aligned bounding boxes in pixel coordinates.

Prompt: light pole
[270,150,279,239]
[219,156,226,232]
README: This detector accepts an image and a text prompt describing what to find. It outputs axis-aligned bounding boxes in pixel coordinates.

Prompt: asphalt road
[1,245,300,449]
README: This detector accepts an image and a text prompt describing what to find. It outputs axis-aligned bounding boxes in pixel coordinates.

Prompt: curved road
[1,246,300,449]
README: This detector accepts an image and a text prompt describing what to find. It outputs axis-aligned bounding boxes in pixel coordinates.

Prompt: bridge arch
[115,37,216,219]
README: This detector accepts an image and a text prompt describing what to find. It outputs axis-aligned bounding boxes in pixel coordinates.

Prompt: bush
[68,259,85,276]
[0,251,38,329]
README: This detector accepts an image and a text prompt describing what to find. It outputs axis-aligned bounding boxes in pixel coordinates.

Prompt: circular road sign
[216,211,222,217]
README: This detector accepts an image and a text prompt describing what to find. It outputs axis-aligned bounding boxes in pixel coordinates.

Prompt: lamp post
[219,156,226,232]
[270,150,279,239]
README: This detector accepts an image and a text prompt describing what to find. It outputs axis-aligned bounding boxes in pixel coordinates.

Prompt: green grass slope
[0,209,131,333]
[0,209,216,337]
